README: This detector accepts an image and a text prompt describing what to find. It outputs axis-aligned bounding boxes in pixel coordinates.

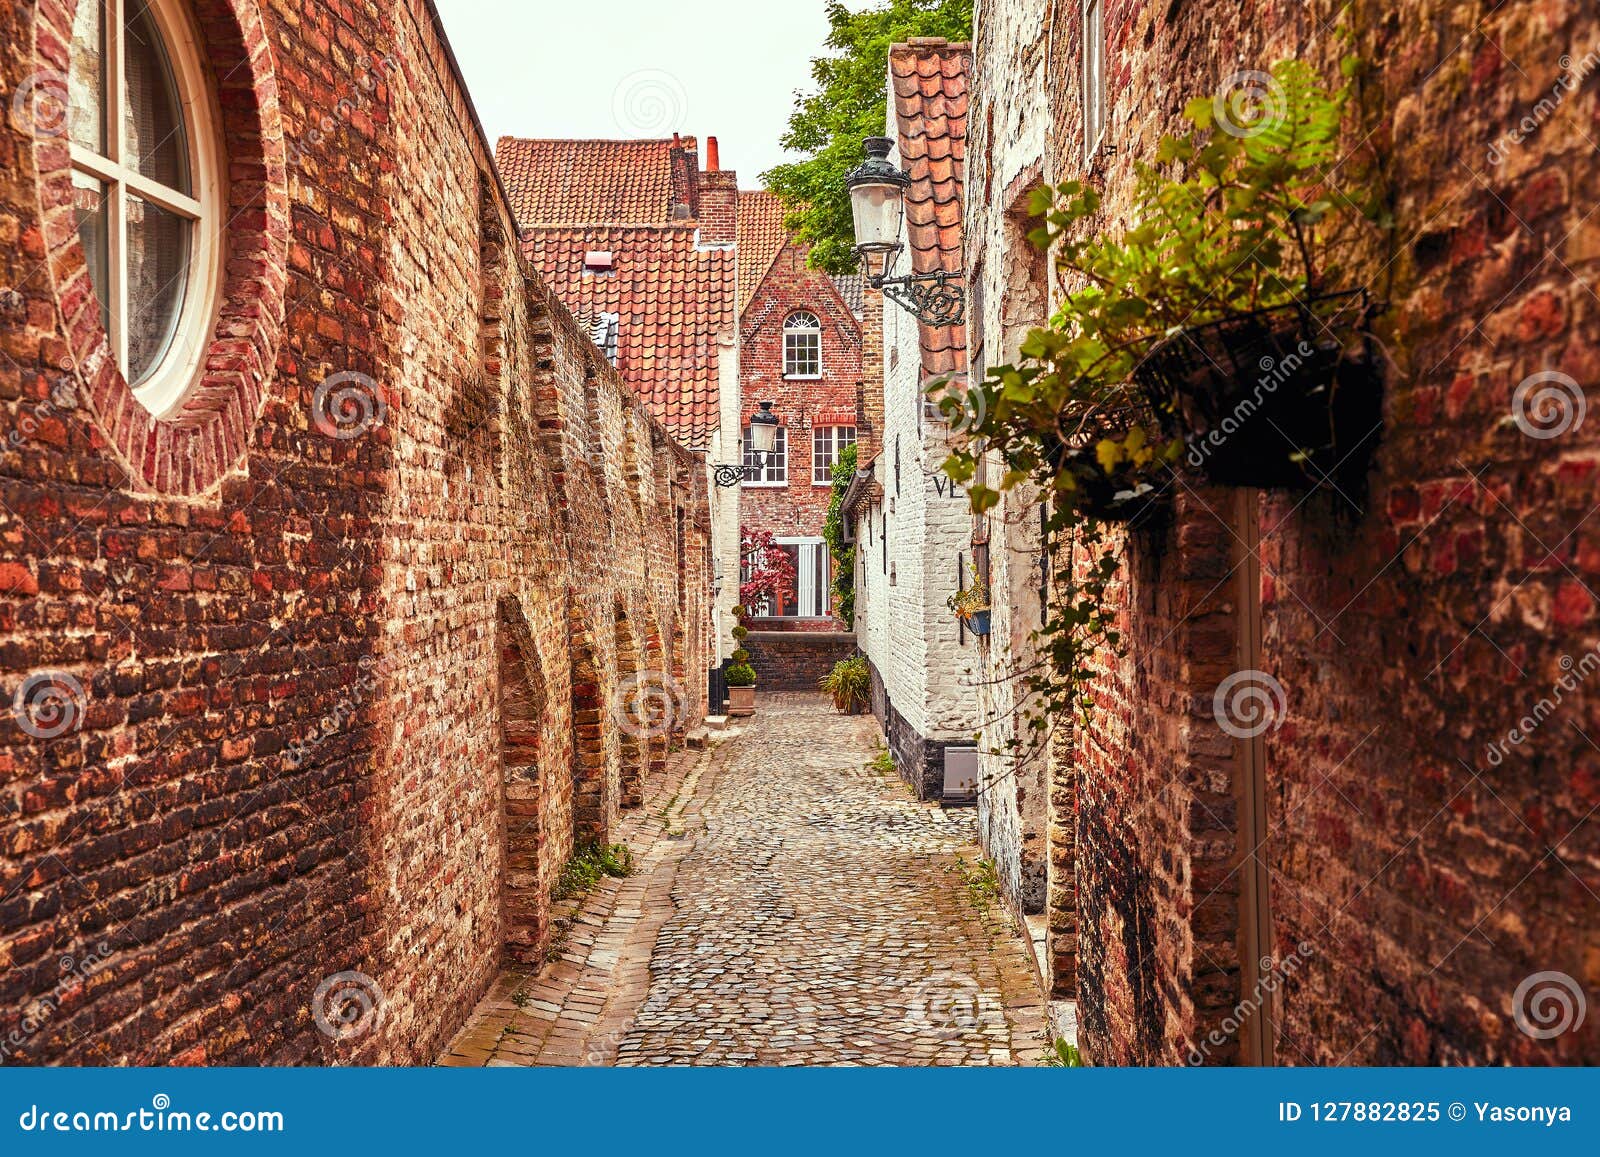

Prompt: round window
[65,0,222,416]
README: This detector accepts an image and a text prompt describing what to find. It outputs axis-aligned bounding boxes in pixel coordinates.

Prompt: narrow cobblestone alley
[442,695,1047,1066]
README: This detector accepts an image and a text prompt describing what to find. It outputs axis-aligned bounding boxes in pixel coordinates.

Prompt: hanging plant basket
[1133,289,1384,489]
[1045,438,1169,526]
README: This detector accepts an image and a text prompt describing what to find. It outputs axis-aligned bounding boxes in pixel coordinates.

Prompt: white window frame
[782,311,822,379]
[741,423,787,487]
[1082,0,1107,163]
[811,424,856,486]
[775,536,829,618]
[69,0,223,417]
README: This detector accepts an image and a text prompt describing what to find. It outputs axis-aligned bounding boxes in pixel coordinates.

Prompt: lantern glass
[748,410,779,458]
[849,179,905,254]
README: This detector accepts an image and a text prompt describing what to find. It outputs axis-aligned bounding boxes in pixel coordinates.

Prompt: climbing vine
[822,442,859,626]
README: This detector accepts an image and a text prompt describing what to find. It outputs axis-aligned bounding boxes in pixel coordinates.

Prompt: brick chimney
[669,132,700,220]
[696,135,737,245]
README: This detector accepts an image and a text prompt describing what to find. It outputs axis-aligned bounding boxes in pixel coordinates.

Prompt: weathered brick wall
[0,0,710,1065]
[984,0,1600,1064]
[740,630,858,693]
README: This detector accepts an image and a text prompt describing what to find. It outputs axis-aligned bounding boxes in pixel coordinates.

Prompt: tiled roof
[889,38,969,376]
[524,224,734,449]
[736,189,789,313]
[495,137,693,226]
[830,274,865,319]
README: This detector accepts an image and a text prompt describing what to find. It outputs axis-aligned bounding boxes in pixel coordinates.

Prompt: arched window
[67,0,222,416]
[782,311,821,378]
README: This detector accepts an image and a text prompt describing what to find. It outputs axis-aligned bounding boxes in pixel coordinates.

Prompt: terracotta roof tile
[736,189,789,313]
[523,223,733,449]
[889,38,970,374]
[495,137,694,226]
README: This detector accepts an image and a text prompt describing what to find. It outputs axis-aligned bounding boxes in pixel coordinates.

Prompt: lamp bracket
[873,267,966,328]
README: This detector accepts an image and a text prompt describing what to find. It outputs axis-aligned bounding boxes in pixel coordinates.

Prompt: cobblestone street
[442,695,1047,1066]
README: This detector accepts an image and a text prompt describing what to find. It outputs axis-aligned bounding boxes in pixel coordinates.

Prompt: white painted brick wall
[853,153,980,743]
[968,0,1053,913]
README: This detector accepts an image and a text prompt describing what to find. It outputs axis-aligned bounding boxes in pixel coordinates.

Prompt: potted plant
[820,655,870,714]
[725,660,757,716]
[1134,288,1383,489]
[725,608,756,715]
[947,566,991,638]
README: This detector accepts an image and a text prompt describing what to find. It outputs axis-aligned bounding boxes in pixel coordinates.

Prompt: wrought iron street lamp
[845,136,966,328]
[711,400,780,487]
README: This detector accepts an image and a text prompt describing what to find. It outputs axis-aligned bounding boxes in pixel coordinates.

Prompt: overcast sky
[433,0,843,187]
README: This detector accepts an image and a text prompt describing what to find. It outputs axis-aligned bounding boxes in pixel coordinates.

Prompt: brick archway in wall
[642,627,670,784]
[613,599,647,808]
[568,601,618,844]
[498,597,550,964]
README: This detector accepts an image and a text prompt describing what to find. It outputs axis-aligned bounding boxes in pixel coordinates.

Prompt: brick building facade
[967,0,1600,1064]
[0,0,711,1065]
[736,190,863,625]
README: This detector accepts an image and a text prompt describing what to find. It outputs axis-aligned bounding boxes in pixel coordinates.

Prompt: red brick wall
[1025,0,1600,1065]
[0,0,710,1065]
[738,239,862,613]
[740,631,859,693]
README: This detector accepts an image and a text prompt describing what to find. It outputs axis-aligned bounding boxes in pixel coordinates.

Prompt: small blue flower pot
[966,610,991,637]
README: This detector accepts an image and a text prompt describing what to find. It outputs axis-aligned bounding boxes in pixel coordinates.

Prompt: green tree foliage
[763,0,973,273]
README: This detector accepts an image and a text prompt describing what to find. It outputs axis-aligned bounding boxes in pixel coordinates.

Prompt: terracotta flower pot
[728,685,756,717]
